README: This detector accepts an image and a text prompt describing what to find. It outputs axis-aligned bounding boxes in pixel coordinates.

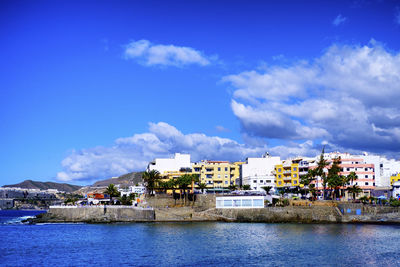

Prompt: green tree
[176,174,199,204]
[347,185,362,201]
[228,184,238,191]
[242,185,251,190]
[120,194,132,205]
[198,183,207,194]
[104,184,121,204]
[327,157,345,200]
[315,147,329,200]
[261,186,273,195]
[142,170,161,196]
[300,169,317,200]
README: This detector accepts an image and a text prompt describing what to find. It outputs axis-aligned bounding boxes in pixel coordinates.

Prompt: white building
[216,195,265,208]
[241,153,281,192]
[147,153,191,174]
[392,181,400,199]
[118,185,146,196]
[378,157,400,187]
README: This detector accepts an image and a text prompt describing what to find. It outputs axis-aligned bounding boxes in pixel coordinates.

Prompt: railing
[49,205,154,210]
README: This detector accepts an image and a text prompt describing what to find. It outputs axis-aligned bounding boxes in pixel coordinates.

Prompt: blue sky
[1,0,400,185]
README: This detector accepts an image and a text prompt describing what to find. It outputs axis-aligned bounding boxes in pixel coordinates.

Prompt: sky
[1,0,400,185]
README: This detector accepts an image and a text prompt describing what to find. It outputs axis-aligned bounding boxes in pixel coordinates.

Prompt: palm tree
[261,186,273,195]
[242,185,251,190]
[228,184,237,191]
[347,185,362,201]
[176,174,198,205]
[198,183,207,194]
[142,170,161,196]
[345,172,358,200]
[104,184,120,204]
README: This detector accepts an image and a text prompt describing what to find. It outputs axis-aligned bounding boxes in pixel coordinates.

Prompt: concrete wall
[46,206,155,222]
[208,206,342,223]
[144,194,215,211]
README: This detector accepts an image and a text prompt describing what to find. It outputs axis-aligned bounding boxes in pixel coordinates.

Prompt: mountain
[91,172,144,187]
[3,180,82,193]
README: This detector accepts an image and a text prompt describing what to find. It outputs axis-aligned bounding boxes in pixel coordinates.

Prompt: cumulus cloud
[224,42,400,155]
[57,122,268,182]
[124,39,211,67]
[332,14,347,26]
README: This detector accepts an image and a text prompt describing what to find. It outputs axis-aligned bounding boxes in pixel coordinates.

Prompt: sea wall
[202,206,342,223]
[37,206,155,223]
[144,194,216,211]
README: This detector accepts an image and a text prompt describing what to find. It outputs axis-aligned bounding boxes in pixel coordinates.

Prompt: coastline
[28,204,400,225]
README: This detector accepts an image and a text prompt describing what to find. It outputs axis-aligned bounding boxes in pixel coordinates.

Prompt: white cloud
[333,14,347,26]
[57,122,267,182]
[224,42,400,155]
[124,39,211,67]
[57,122,330,183]
[215,125,230,132]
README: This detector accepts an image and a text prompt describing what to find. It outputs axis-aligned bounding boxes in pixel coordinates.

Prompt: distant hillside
[3,180,82,193]
[92,172,144,187]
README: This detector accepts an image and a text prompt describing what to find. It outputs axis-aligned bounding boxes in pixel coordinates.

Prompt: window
[266,180,271,183]
[223,200,232,207]
[293,180,297,184]
[225,181,228,184]
[373,183,375,186]
[206,174,212,178]
[253,199,263,207]
[233,199,241,207]
[218,167,221,171]
[278,175,281,178]
[225,174,228,178]
[365,168,368,171]
[225,167,228,171]
[365,175,368,178]
[253,180,257,183]
[260,180,263,183]
[365,182,369,185]
[293,174,297,178]
[278,168,281,172]
[218,174,221,178]
[347,168,350,171]
[293,167,297,171]
[242,199,252,206]
[278,181,282,185]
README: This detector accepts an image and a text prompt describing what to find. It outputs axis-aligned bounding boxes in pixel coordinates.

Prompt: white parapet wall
[216,196,265,209]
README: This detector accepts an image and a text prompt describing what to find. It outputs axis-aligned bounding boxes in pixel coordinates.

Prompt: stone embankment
[31,195,400,224]
[32,206,155,223]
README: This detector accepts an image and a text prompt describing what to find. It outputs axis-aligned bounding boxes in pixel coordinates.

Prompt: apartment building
[275,157,313,188]
[241,153,280,191]
[311,152,375,196]
[147,153,191,174]
[192,160,243,189]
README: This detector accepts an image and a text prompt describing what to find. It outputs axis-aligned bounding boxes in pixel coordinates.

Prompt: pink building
[312,152,375,196]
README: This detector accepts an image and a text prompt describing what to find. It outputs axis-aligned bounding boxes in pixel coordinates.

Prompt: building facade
[147,153,191,174]
[275,158,312,188]
[192,160,242,189]
[241,153,281,191]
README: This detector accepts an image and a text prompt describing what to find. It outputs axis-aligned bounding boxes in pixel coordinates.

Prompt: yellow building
[275,160,300,188]
[192,160,243,189]
[390,173,400,185]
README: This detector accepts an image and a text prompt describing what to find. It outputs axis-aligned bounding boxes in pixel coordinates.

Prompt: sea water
[1,210,400,266]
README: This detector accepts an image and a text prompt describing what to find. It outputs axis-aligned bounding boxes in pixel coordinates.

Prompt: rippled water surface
[1,210,399,266]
